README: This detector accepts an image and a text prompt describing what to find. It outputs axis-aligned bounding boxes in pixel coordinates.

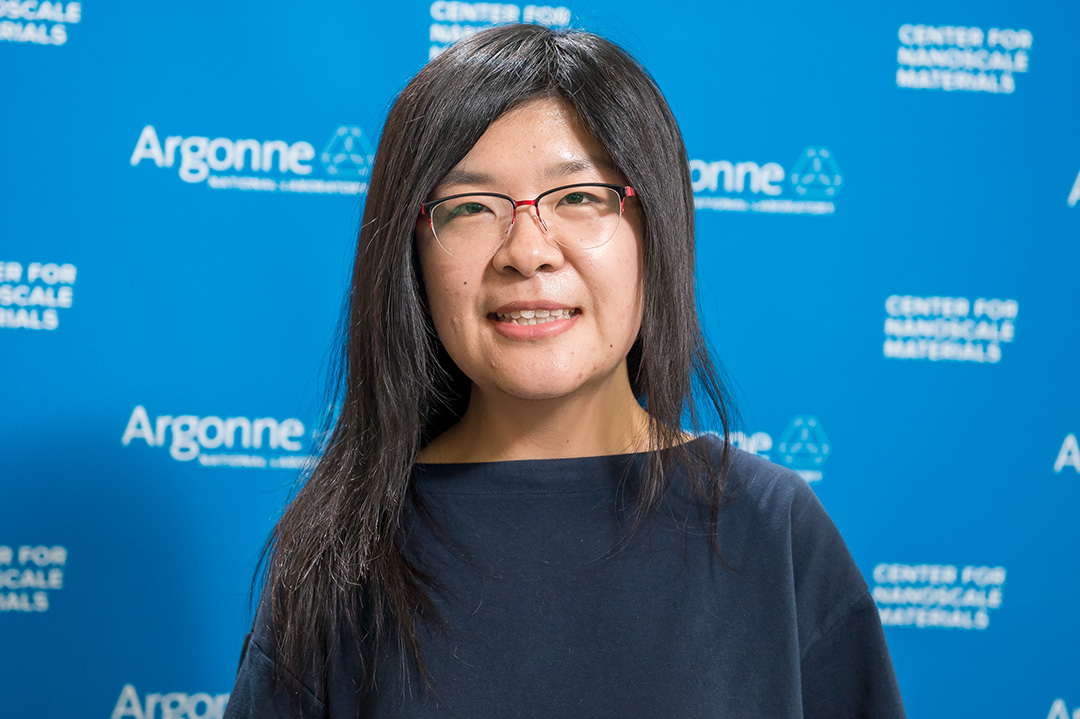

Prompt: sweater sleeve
[222,631,327,719]
[800,592,907,719]
[769,459,906,719]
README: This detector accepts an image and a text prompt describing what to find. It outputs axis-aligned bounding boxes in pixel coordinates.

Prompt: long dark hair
[260,23,734,699]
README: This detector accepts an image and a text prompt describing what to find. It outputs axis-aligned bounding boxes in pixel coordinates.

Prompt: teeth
[494,308,576,325]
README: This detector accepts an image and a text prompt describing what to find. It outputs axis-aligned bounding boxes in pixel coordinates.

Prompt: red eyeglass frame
[418,183,637,235]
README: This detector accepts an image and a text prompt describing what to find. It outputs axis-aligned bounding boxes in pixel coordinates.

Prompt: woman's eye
[448,202,491,218]
[560,191,599,205]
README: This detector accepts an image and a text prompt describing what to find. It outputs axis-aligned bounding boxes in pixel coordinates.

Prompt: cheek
[629,282,645,335]
[619,257,646,347]
[614,214,646,328]
[622,279,646,348]
[426,275,466,332]
[585,248,645,349]
[418,246,479,349]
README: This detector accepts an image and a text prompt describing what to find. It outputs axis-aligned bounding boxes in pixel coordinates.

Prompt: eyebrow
[437,169,497,188]
[436,157,618,191]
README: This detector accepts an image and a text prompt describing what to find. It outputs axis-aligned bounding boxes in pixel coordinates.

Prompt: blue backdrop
[3,1,1078,717]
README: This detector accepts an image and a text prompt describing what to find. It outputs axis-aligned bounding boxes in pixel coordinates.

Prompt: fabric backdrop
[2,1,1078,717]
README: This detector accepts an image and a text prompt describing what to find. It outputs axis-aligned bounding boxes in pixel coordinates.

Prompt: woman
[224,24,905,718]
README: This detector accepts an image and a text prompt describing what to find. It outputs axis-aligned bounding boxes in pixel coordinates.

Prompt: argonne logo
[690,146,843,215]
[129,124,375,195]
[120,405,310,470]
[1046,698,1079,719]
[1055,433,1079,474]
[728,415,832,483]
[112,683,229,719]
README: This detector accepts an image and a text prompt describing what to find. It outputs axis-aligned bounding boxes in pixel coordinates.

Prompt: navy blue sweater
[224,437,905,717]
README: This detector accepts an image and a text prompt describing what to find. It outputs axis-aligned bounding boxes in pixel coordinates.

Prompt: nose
[492,204,565,277]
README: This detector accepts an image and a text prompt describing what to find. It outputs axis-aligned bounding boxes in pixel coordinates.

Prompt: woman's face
[416,97,645,404]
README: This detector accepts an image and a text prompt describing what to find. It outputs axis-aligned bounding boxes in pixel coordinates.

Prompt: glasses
[420,183,636,258]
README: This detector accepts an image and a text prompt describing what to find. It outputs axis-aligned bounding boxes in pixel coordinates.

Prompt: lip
[491,300,578,314]
[488,302,581,341]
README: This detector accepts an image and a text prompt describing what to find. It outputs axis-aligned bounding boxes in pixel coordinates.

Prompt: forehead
[436,97,618,190]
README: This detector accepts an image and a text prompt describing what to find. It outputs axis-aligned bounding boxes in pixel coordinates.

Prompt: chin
[499,385,581,402]
[492,376,590,402]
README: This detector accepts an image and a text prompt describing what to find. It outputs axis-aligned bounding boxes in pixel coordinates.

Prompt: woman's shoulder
[224,588,328,718]
[692,432,868,590]
[693,432,874,650]
[691,432,824,520]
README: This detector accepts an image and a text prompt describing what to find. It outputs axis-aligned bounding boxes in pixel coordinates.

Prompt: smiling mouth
[491,308,581,326]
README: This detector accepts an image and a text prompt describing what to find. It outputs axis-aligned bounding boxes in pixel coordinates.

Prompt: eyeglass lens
[429,185,625,257]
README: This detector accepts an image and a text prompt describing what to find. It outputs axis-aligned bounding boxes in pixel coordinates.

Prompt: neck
[419,362,652,463]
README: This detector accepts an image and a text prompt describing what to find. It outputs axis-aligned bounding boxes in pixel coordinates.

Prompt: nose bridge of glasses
[508,198,549,234]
